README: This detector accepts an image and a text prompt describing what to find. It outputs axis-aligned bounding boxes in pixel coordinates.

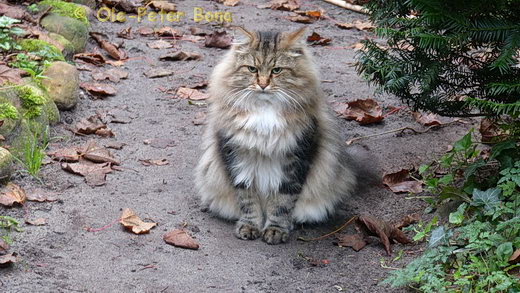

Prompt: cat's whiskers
[276,88,305,112]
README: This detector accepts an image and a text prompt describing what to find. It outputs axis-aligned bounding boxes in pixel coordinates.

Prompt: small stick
[84,217,120,232]
[322,0,369,14]
[298,215,358,242]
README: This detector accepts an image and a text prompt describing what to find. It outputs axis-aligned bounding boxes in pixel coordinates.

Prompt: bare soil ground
[1,1,475,292]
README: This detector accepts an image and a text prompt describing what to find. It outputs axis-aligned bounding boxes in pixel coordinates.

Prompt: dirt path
[2,1,474,292]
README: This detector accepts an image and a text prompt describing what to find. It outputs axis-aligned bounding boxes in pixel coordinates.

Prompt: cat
[195,27,364,244]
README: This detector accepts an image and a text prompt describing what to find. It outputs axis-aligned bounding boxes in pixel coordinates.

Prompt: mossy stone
[20,79,60,125]
[42,61,79,110]
[41,13,89,53]
[0,147,13,181]
[0,88,22,138]
[48,33,75,59]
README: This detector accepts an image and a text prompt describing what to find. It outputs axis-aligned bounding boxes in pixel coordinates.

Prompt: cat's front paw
[262,226,289,244]
[235,222,261,240]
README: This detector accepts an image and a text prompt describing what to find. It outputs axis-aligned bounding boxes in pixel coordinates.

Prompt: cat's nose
[258,76,270,90]
[259,83,268,90]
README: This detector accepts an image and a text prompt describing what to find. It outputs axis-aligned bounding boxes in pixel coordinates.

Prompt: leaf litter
[176,87,209,100]
[163,229,200,250]
[205,31,233,49]
[383,168,423,194]
[159,51,201,61]
[0,183,26,207]
[90,32,128,60]
[120,208,157,234]
[80,82,117,97]
[336,98,384,125]
[307,32,331,46]
[92,68,129,83]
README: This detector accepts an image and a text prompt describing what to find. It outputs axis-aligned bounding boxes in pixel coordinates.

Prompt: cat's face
[219,28,318,110]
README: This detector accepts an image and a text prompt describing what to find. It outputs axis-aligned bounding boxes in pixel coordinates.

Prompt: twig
[298,215,358,242]
[346,120,462,145]
[322,0,369,14]
[84,217,120,232]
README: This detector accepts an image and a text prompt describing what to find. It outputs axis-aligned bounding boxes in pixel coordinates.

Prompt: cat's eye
[247,66,258,73]
[271,67,282,74]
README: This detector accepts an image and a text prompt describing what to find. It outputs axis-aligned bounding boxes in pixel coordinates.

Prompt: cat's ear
[234,26,255,44]
[280,27,306,49]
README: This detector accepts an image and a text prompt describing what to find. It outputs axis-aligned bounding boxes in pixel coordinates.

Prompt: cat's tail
[343,145,382,191]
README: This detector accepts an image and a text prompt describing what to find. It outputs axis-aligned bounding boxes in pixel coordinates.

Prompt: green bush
[357,0,520,117]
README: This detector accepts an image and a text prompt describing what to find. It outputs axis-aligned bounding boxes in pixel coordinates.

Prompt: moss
[18,39,65,62]
[0,103,19,120]
[39,0,89,24]
[17,85,45,119]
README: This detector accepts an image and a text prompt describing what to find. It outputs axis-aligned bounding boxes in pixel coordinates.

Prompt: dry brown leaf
[90,32,128,60]
[156,26,180,37]
[0,3,27,19]
[205,31,232,49]
[479,118,507,143]
[74,52,106,66]
[144,67,174,78]
[335,233,367,251]
[61,160,113,187]
[26,189,59,202]
[350,42,365,51]
[149,1,176,12]
[0,65,24,85]
[287,14,315,24]
[383,169,423,194]
[337,99,384,125]
[509,249,520,264]
[266,0,300,11]
[92,68,128,83]
[0,252,19,266]
[189,27,209,36]
[139,159,169,166]
[74,115,110,136]
[306,32,331,46]
[147,40,173,49]
[159,51,201,61]
[105,142,126,150]
[221,0,240,6]
[356,214,412,255]
[47,146,81,162]
[412,112,441,126]
[120,208,157,234]
[0,183,26,207]
[80,82,117,97]
[336,20,375,31]
[82,140,120,165]
[163,229,199,250]
[117,27,134,39]
[192,112,207,125]
[25,218,46,226]
[176,87,209,100]
[137,27,154,36]
[394,213,420,229]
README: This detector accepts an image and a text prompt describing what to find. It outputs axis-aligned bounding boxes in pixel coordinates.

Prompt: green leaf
[418,164,430,175]
[490,140,516,160]
[472,188,501,211]
[428,226,448,248]
[453,130,473,152]
[496,242,513,263]
[438,174,454,185]
[449,203,467,225]
[464,159,485,179]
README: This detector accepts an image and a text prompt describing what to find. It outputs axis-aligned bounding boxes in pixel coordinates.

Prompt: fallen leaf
[137,27,154,36]
[394,213,420,229]
[0,65,24,85]
[143,138,176,149]
[356,214,412,255]
[306,32,331,46]
[287,14,316,24]
[100,0,141,13]
[144,67,175,78]
[25,218,46,226]
[0,252,19,266]
[106,60,127,67]
[156,26,180,37]
[61,160,113,187]
[412,112,441,126]
[189,27,209,36]
[82,140,120,165]
[192,112,207,125]
[336,20,375,31]
[26,189,59,202]
[117,27,134,39]
[147,40,173,49]
[176,87,209,100]
[383,169,423,194]
[0,3,27,19]
[90,32,128,60]
[139,159,169,166]
[159,51,201,61]
[337,99,384,125]
[479,118,507,143]
[509,249,520,264]
[335,233,367,251]
[205,31,232,49]
[149,1,176,12]
[120,208,157,234]
[74,115,109,135]
[0,183,26,207]
[266,0,300,11]
[220,0,240,6]
[350,42,365,51]
[105,142,126,150]
[80,83,117,97]
[0,239,8,255]
[92,68,129,83]
[163,229,199,250]
[74,52,106,66]
[47,146,81,162]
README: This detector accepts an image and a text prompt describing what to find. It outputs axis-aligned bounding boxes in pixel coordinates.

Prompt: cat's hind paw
[235,222,261,240]
[262,226,289,244]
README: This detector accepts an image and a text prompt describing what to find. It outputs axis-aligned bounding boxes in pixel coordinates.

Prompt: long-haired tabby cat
[195,27,364,244]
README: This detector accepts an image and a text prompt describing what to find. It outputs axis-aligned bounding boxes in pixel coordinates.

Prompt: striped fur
[195,28,358,244]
